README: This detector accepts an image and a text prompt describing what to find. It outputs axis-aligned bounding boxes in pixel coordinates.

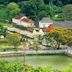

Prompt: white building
[12,16,34,27]
[39,17,53,28]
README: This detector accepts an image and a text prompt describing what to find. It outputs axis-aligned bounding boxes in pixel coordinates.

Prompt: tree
[30,38,40,51]
[49,29,63,49]
[29,35,40,55]
[6,33,22,50]
[53,0,63,6]
[38,11,47,20]
[7,2,21,22]
[46,28,72,49]
[44,0,70,6]
[7,2,19,9]
[20,0,49,27]
[64,4,72,20]
[44,33,57,49]
[29,36,40,66]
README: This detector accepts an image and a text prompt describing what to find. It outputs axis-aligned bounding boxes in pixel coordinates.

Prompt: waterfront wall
[0,49,72,57]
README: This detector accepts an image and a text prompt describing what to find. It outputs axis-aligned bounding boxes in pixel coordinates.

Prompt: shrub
[0,60,71,72]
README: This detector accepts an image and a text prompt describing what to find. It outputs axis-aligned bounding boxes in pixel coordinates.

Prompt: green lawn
[0,44,13,51]
[0,22,13,28]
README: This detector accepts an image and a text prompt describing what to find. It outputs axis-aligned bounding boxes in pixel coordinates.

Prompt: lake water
[0,55,72,69]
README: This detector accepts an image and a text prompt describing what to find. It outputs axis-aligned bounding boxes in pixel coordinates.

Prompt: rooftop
[39,17,53,23]
[13,15,33,23]
[13,16,23,19]
[22,18,33,23]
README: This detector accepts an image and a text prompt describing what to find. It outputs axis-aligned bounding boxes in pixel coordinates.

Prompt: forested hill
[0,0,72,6]
[44,0,72,6]
[0,0,72,22]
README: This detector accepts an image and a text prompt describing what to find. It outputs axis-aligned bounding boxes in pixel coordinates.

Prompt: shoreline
[0,49,71,57]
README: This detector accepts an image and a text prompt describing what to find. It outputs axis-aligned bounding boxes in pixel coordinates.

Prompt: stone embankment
[0,49,72,57]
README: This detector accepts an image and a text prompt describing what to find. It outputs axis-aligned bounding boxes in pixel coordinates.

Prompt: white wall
[39,22,52,28]
[12,18,34,27]
[20,21,34,27]
[12,18,20,25]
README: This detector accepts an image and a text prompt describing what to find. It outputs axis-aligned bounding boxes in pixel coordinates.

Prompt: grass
[0,43,13,51]
[0,22,13,28]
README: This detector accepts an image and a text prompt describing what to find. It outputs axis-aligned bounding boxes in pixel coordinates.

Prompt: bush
[52,16,64,21]
[62,65,72,72]
[0,60,71,72]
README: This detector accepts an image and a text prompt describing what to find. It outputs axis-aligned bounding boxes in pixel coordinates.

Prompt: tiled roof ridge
[21,18,33,23]
[13,15,33,23]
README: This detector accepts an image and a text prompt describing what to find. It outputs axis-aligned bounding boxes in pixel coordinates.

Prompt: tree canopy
[0,0,72,23]
[44,28,72,49]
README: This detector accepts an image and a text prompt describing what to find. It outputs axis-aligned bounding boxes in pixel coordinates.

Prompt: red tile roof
[42,24,54,32]
[13,15,33,23]
[21,18,33,23]
[13,16,23,19]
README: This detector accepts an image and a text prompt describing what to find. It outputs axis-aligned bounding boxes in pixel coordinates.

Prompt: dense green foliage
[0,59,72,72]
[0,8,9,22]
[0,0,72,23]
[0,0,72,5]
[63,4,72,20]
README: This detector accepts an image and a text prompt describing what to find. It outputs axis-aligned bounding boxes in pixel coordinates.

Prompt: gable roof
[13,15,33,23]
[39,17,53,23]
[21,18,33,23]
[13,16,23,19]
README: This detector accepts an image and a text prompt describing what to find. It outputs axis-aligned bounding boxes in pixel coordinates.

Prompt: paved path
[8,27,34,38]
[66,48,72,55]
[0,49,69,57]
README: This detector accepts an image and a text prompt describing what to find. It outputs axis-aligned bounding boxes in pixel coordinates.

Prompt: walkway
[7,27,34,38]
[65,48,72,55]
[0,49,70,57]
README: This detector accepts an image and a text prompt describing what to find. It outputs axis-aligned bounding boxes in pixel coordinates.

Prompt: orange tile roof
[21,18,33,23]
[13,16,23,19]
[42,24,55,32]
[13,15,33,23]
